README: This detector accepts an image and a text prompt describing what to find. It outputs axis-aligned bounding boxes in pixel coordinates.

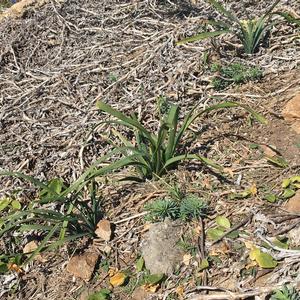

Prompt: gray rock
[141,219,184,275]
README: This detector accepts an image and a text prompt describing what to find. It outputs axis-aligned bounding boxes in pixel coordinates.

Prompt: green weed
[144,195,208,222]
[274,12,300,27]
[211,63,263,90]
[271,285,300,300]
[144,199,180,222]
[180,195,208,220]
[0,177,103,266]
[177,0,280,54]
[96,100,267,181]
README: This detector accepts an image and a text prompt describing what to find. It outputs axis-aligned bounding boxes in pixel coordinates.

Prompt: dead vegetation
[0,0,300,299]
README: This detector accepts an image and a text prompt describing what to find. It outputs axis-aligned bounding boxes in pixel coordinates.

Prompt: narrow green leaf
[96,101,154,144]
[165,105,180,160]
[267,156,289,168]
[177,30,229,45]
[19,224,55,232]
[23,223,60,265]
[0,171,49,190]
[164,154,222,170]
[275,12,300,26]
[207,0,239,23]
[272,238,288,250]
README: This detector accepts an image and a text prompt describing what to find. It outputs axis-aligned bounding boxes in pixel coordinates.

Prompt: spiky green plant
[177,0,280,54]
[180,195,208,220]
[96,100,266,181]
[271,285,300,300]
[0,176,103,266]
[144,199,180,222]
[144,194,208,222]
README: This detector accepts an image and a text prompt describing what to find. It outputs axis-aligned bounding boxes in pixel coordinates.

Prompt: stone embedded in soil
[282,93,300,134]
[23,240,38,254]
[284,190,300,213]
[260,145,277,157]
[66,251,99,281]
[23,240,46,262]
[288,225,300,247]
[131,286,151,300]
[140,219,184,275]
[291,121,300,134]
[95,219,112,241]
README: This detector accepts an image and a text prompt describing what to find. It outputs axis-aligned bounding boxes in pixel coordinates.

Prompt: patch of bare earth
[0,0,300,299]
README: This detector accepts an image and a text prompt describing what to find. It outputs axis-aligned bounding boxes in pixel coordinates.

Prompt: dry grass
[0,0,300,299]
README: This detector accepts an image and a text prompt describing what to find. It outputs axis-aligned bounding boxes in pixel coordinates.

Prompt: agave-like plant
[177,0,280,54]
[95,100,267,181]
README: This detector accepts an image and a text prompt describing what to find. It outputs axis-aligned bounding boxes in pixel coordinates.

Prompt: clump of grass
[96,99,267,181]
[211,62,263,90]
[0,174,104,268]
[177,0,280,54]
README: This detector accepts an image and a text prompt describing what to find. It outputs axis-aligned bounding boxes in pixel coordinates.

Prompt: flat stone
[140,219,184,275]
[282,93,300,134]
[66,251,99,281]
[260,145,277,157]
[95,219,112,241]
[283,93,300,122]
[131,286,151,300]
[291,121,300,134]
[284,190,300,214]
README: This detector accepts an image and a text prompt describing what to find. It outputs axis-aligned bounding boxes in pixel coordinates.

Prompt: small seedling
[211,63,263,90]
[144,199,179,222]
[281,175,300,199]
[177,0,280,54]
[180,195,208,220]
[144,194,208,222]
[271,284,300,300]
